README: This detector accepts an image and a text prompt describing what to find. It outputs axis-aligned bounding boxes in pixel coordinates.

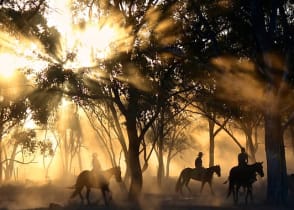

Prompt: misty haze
[0,1,294,210]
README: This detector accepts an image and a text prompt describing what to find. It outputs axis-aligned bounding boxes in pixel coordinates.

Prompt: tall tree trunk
[264,108,288,204]
[250,0,288,204]
[157,139,164,187]
[126,114,142,201]
[157,111,164,187]
[6,144,18,180]
[109,102,129,179]
[208,119,215,167]
[166,153,171,178]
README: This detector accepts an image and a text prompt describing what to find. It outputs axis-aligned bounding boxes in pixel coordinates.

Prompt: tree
[247,0,294,204]
[0,72,30,182]
[81,100,128,170]
[2,129,36,181]
[52,0,185,200]
[148,103,191,186]
[162,114,195,178]
[233,107,263,162]
[181,0,293,204]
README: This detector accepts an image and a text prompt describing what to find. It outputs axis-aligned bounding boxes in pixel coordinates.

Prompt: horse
[225,162,264,204]
[175,165,221,195]
[69,166,122,205]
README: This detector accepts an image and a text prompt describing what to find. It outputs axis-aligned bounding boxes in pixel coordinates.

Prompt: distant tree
[0,72,30,182]
[2,129,36,181]
[232,107,263,163]
[81,100,127,169]
[148,106,191,186]
[163,115,195,178]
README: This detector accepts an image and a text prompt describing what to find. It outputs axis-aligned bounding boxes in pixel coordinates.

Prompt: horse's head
[214,165,221,177]
[255,162,264,177]
[114,166,122,182]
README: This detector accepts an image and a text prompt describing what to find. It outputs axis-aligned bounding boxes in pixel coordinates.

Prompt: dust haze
[1,110,294,210]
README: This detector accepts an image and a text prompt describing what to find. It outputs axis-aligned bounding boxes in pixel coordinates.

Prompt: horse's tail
[70,188,79,199]
[175,170,184,192]
[69,173,83,199]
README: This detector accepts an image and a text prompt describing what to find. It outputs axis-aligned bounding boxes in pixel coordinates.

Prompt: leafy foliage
[12,129,54,156]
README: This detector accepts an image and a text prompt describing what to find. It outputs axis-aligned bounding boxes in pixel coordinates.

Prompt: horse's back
[181,167,193,174]
[75,170,92,187]
[177,168,193,180]
[229,165,256,187]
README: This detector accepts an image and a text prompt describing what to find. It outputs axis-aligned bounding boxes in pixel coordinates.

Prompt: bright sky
[0,0,133,80]
[45,0,131,69]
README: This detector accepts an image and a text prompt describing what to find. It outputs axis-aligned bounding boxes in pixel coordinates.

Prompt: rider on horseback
[194,152,205,178]
[237,147,256,183]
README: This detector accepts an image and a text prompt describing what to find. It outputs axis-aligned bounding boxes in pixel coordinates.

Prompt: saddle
[91,170,107,187]
[193,167,206,179]
[235,165,256,184]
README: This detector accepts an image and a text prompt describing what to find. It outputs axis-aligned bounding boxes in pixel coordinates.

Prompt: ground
[0,177,293,210]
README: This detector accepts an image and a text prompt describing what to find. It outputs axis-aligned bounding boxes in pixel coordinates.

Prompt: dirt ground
[0,177,293,210]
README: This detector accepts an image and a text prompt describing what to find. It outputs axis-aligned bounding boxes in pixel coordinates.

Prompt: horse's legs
[178,177,184,195]
[235,185,240,205]
[249,187,253,202]
[101,189,112,206]
[200,181,206,194]
[184,178,192,194]
[179,181,184,195]
[208,181,215,195]
[78,189,84,204]
[245,187,248,205]
[232,185,238,205]
[86,187,91,205]
[245,186,253,204]
[102,190,108,206]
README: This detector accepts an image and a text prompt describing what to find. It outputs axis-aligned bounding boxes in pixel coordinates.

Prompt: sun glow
[0,53,19,78]
[46,0,133,70]
[0,0,133,81]
[62,22,119,69]
[0,29,50,81]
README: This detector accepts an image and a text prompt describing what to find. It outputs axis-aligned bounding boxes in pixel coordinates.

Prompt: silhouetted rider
[92,153,103,185]
[92,152,102,172]
[195,152,204,169]
[238,147,248,167]
[195,152,205,178]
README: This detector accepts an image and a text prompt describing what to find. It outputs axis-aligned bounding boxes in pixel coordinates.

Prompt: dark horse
[175,165,221,195]
[70,166,122,205]
[225,162,264,204]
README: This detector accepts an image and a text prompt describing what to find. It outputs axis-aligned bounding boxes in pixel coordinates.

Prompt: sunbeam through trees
[0,1,294,210]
